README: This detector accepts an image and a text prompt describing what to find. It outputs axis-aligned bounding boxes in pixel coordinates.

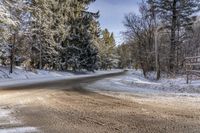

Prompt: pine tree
[29,0,71,70]
[62,0,99,71]
[0,0,24,73]
[0,0,101,72]
[0,1,12,42]
[97,29,118,70]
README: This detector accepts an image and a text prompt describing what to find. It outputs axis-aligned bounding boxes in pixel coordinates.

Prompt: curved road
[0,70,199,133]
[0,70,126,90]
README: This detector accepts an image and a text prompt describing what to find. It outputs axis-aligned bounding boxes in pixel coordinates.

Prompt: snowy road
[0,70,200,133]
[0,70,125,89]
[0,70,126,133]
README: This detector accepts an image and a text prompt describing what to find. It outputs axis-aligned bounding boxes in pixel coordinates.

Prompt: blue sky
[89,0,141,44]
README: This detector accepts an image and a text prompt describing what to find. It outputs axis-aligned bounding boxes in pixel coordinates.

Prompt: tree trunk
[141,63,147,78]
[39,43,42,69]
[10,33,16,74]
[169,0,177,74]
[155,29,160,80]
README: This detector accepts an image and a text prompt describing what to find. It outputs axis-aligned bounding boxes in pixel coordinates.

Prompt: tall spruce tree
[29,0,71,70]
[62,0,99,71]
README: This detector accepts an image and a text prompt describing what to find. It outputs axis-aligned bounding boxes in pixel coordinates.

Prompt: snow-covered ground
[0,107,38,133]
[0,66,123,88]
[87,70,200,97]
[0,66,74,80]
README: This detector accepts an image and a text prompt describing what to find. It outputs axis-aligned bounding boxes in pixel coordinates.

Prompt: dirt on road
[0,85,199,133]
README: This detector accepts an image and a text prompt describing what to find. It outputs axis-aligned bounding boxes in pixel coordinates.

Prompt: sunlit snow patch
[0,108,38,133]
[0,127,38,133]
[0,108,18,125]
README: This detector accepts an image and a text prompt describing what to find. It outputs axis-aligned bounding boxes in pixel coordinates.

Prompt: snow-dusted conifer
[62,0,99,71]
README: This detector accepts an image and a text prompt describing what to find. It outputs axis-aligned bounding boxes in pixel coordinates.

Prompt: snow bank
[0,66,122,81]
[0,67,123,88]
[0,66,74,80]
[87,70,200,96]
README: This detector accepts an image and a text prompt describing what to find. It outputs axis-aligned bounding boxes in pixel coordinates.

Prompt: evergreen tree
[62,0,99,71]
[29,0,71,70]
[0,0,101,72]
[97,29,118,70]
[0,0,24,73]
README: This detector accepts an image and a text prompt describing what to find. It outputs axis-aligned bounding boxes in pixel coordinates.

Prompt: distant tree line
[123,0,200,78]
[0,0,120,72]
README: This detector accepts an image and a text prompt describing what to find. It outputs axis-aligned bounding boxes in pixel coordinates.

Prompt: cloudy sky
[89,0,141,44]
